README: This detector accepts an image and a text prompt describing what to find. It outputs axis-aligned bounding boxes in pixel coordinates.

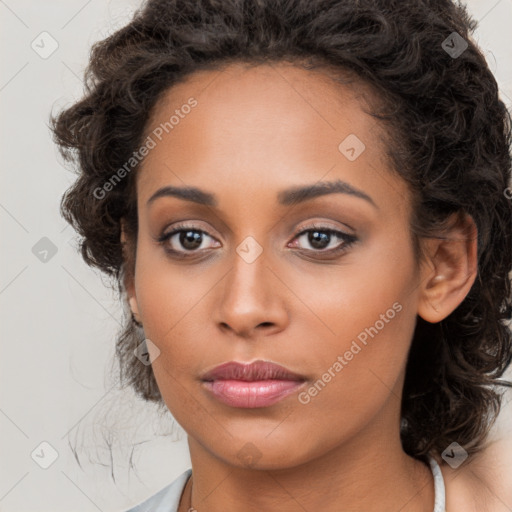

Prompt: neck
[181,407,434,512]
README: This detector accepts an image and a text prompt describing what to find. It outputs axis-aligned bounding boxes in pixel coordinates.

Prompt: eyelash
[156,222,358,259]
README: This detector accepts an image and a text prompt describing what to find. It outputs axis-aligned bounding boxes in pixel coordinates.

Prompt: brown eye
[290,225,357,255]
[174,229,204,251]
[157,223,220,256]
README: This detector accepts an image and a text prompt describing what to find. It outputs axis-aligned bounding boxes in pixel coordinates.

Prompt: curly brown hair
[51,0,512,464]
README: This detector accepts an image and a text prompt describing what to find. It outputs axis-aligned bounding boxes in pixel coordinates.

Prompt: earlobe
[417,212,478,324]
[129,295,141,322]
[120,218,141,323]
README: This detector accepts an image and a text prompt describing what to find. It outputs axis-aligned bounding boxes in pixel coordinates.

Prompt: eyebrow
[146,179,377,209]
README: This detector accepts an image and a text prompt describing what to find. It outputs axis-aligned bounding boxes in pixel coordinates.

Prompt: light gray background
[1,1,511,511]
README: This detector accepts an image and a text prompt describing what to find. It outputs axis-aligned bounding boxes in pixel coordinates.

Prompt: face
[128,62,426,470]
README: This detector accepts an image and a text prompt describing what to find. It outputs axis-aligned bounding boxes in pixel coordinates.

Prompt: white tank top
[429,456,446,512]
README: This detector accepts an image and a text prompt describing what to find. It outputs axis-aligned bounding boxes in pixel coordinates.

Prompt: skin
[441,436,512,511]
[122,62,482,511]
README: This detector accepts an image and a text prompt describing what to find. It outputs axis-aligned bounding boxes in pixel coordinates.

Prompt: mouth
[200,360,307,408]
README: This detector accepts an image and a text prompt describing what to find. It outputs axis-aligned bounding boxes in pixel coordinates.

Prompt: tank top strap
[428,456,446,512]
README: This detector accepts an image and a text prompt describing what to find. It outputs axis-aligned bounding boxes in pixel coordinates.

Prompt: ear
[120,218,140,321]
[417,212,478,323]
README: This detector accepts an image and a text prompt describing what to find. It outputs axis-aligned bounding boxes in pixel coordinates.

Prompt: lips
[200,360,307,408]
[200,360,306,382]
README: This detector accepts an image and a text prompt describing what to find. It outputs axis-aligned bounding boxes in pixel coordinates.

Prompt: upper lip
[201,360,306,382]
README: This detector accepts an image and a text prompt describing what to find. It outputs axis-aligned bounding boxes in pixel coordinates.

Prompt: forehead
[143,61,381,148]
[136,61,408,214]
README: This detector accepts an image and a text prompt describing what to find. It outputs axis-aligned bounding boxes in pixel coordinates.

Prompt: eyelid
[156,220,353,242]
[156,222,219,244]
[294,221,354,236]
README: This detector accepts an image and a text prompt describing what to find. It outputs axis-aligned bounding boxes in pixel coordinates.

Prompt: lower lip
[202,379,306,408]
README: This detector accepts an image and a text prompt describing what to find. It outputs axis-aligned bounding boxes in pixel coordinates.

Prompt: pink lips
[201,360,307,408]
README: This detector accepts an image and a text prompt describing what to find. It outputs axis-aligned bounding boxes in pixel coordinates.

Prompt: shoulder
[123,469,192,512]
[441,436,512,512]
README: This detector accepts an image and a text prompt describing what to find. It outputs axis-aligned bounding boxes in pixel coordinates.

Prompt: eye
[156,223,220,256]
[289,224,357,256]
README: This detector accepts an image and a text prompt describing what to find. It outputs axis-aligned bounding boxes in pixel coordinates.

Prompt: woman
[51,0,512,510]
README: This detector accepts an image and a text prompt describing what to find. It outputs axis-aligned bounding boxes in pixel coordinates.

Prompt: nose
[213,247,289,339]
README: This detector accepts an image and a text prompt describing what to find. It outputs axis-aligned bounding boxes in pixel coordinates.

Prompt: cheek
[291,295,416,448]
[133,238,214,335]
[296,247,417,405]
